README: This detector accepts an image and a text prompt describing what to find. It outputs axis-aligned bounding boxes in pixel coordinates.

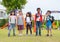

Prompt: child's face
[11,12,14,15]
[37,9,41,13]
[46,12,51,16]
[27,14,29,17]
[19,12,22,15]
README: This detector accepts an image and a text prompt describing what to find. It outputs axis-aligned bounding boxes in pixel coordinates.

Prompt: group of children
[8,8,53,37]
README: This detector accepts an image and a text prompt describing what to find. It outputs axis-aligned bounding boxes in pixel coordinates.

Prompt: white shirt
[9,16,16,24]
[36,16,40,21]
[26,17,31,23]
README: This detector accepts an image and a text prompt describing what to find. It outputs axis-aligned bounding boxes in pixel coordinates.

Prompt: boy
[46,10,52,36]
[35,8,42,36]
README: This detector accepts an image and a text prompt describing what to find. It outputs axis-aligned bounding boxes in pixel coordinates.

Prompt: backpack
[49,16,54,23]
[51,16,54,23]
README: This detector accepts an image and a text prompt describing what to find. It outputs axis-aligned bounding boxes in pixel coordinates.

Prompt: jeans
[8,23,15,36]
[26,23,32,35]
[36,21,42,36]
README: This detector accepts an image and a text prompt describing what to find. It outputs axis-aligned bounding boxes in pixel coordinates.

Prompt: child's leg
[13,28,15,36]
[12,24,15,36]
[18,25,22,34]
[29,25,32,35]
[50,28,52,36]
[19,30,23,34]
[39,28,41,36]
[47,29,49,35]
[39,22,42,36]
[8,29,11,37]
[36,22,39,36]
[46,26,49,36]
[8,24,11,37]
[26,24,28,35]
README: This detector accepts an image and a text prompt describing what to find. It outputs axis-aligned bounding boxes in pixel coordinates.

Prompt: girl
[46,10,52,36]
[17,11,24,36]
[25,12,32,35]
[8,11,17,37]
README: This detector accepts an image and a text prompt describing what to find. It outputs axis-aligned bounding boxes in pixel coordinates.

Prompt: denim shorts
[46,25,51,30]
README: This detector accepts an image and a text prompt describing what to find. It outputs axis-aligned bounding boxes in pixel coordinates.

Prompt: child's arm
[9,16,11,24]
[22,16,24,24]
[16,16,17,25]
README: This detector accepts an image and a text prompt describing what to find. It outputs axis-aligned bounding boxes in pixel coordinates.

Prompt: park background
[0,0,60,42]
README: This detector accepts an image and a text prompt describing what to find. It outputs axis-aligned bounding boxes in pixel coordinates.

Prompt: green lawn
[0,28,60,42]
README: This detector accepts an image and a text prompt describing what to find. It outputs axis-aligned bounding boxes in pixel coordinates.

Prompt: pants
[36,21,42,35]
[8,23,15,35]
[26,23,32,35]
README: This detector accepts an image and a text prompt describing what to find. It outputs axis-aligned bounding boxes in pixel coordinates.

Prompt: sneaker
[19,34,23,36]
[50,34,52,36]
[26,34,28,36]
[8,34,10,37]
[30,34,32,36]
[46,34,49,36]
[39,34,41,36]
[13,34,16,36]
[36,35,39,36]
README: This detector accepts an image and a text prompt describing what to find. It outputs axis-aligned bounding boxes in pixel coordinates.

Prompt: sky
[22,0,60,20]
[0,0,60,20]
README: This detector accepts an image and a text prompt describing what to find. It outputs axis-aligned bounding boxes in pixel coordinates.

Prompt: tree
[0,0,27,28]
[2,0,27,13]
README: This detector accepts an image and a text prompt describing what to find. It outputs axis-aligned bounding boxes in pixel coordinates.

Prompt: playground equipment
[52,22,57,29]
[0,5,7,29]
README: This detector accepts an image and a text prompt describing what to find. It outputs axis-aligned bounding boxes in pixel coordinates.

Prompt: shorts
[46,25,51,30]
[18,25,24,30]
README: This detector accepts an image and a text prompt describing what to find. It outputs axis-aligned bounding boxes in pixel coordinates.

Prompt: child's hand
[50,18,52,20]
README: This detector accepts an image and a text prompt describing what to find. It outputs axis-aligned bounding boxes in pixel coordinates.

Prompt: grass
[0,28,60,42]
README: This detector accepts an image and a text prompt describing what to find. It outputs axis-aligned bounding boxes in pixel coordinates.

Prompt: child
[8,11,17,37]
[46,10,52,36]
[17,11,24,36]
[25,12,32,35]
[35,8,42,36]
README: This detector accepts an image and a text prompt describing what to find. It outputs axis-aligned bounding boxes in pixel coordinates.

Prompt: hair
[19,10,23,15]
[26,12,32,17]
[47,10,51,13]
[10,11,15,15]
[37,8,41,11]
[19,10,22,12]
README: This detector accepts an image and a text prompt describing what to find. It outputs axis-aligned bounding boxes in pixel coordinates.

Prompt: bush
[0,19,7,27]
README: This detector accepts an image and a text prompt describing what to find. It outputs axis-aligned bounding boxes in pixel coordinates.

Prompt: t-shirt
[36,14,40,21]
[9,16,16,24]
[26,17,31,23]
[35,13,42,22]
[17,15,24,25]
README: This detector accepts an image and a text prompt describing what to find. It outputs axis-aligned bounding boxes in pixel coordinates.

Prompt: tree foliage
[2,0,27,13]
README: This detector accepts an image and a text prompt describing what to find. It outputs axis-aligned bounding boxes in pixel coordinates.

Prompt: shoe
[8,34,10,37]
[26,34,28,36]
[36,35,38,36]
[39,34,41,36]
[13,34,16,36]
[46,34,49,36]
[19,34,23,36]
[50,34,52,36]
[30,34,32,36]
